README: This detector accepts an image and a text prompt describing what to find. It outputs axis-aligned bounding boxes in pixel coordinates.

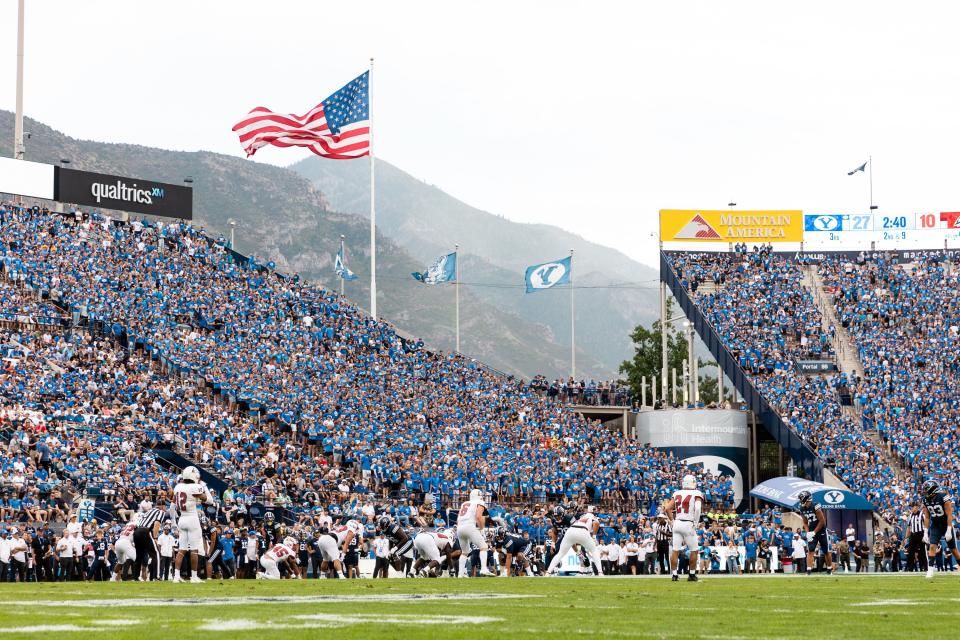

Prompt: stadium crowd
[0,199,748,582]
[667,250,910,519]
[819,255,959,500]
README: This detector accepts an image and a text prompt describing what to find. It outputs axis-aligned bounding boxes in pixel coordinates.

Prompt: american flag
[232,71,370,159]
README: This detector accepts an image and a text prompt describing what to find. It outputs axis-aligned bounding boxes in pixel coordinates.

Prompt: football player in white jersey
[316,519,362,579]
[666,474,704,582]
[257,536,300,580]
[457,489,494,577]
[545,506,604,575]
[171,466,214,583]
[109,522,138,582]
[413,528,456,577]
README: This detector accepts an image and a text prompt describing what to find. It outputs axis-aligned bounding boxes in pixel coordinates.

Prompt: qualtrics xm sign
[55,167,192,220]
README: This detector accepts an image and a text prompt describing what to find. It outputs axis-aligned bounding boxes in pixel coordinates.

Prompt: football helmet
[552,505,566,519]
[797,490,813,506]
[922,479,941,498]
[181,466,201,483]
[469,488,485,503]
[681,474,697,490]
[284,536,298,548]
[377,515,392,532]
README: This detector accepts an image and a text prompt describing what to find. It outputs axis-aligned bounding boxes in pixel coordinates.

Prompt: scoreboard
[804,212,960,244]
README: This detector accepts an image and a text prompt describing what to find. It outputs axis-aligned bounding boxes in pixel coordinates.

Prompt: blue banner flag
[334,247,358,281]
[412,252,457,284]
[847,161,868,176]
[524,256,572,293]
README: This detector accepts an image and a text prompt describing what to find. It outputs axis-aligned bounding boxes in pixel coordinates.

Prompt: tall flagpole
[570,248,575,379]
[455,243,460,353]
[368,57,377,319]
[14,0,25,164]
[868,155,873,212]
[340,235,345,297]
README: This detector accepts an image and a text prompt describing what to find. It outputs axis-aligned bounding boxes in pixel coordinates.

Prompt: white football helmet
[469,488,485,504]
[181,466,201,483]
[681,474,697,490]
[284,536,298,548]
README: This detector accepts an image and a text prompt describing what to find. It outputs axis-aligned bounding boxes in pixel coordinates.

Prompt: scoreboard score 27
[804,212,960,243]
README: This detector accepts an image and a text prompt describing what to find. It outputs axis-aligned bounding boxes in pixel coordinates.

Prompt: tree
[619,299,688,403]
[620,301,734,406]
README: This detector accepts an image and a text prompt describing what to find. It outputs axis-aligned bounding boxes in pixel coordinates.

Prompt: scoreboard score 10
[804,212,960,243]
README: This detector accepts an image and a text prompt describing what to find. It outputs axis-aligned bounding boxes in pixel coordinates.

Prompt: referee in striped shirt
[905,502,927,572]
[132,501,168,581]
[653,514,672,574]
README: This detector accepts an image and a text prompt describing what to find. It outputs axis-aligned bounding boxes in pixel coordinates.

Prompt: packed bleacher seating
[666,249,908,518]
[0,201,736,538]
[819,254,958,501]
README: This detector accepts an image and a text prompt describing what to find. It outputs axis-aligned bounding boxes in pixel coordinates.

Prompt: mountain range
[0,111,658,379]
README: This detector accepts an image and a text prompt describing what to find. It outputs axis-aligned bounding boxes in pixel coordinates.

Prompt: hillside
[291,157,660,375]
[0,112,608,378]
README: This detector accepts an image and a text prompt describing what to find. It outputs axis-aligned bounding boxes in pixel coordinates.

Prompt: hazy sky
[2,0,959,267]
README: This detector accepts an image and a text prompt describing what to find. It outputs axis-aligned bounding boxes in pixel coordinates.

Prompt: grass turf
[0,575,955,639]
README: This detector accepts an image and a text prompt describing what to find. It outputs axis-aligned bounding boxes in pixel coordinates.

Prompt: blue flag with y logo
[412,252,457,284]
[334,247,358,280]
[524,256,572,293]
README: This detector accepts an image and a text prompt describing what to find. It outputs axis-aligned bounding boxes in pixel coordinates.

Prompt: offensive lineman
[921,479,960,578]
[796,490,833,575]
[545,507,604,575]
[257,536,301,580]
[109,521,138,582]
[457,489,495,577]
[665,474,703,582]
[317,518,363,579]
[413,528,456,577]
[171,466,214,583]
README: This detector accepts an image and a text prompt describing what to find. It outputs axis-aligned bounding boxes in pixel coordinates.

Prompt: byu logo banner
[524,256,572,293]
[334,247,358,281]
[412,252,457,284]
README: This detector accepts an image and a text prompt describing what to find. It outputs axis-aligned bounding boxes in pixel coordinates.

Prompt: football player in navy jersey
[796,491,833,575]
[494,527,533,576]
[921,479,960,578]
[87,529,110,581]
[376,515,414,575]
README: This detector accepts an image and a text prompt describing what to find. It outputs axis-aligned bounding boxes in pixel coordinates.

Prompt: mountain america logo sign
[673,213,722,239]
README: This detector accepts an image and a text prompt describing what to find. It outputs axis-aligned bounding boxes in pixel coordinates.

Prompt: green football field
[0,575,955,639]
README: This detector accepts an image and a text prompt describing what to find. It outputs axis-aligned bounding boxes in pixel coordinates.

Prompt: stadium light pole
[13,0,25,163]
[229,220,236,250]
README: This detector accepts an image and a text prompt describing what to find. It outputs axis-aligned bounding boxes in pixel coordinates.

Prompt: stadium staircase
[660,251,824,480]
[801,265,914,483]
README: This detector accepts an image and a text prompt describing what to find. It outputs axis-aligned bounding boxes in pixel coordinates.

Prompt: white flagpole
[340,234,345,297]
[455,243,460,354]
[368,57,377,320]
[14,0,25,164]
[868,155,873,213]
[570,248,575,379]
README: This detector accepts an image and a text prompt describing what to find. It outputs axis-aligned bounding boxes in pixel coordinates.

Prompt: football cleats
[797,490,812,506]
[180,466,201,483]
[922,479,941,498]
[681,474,697,490]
